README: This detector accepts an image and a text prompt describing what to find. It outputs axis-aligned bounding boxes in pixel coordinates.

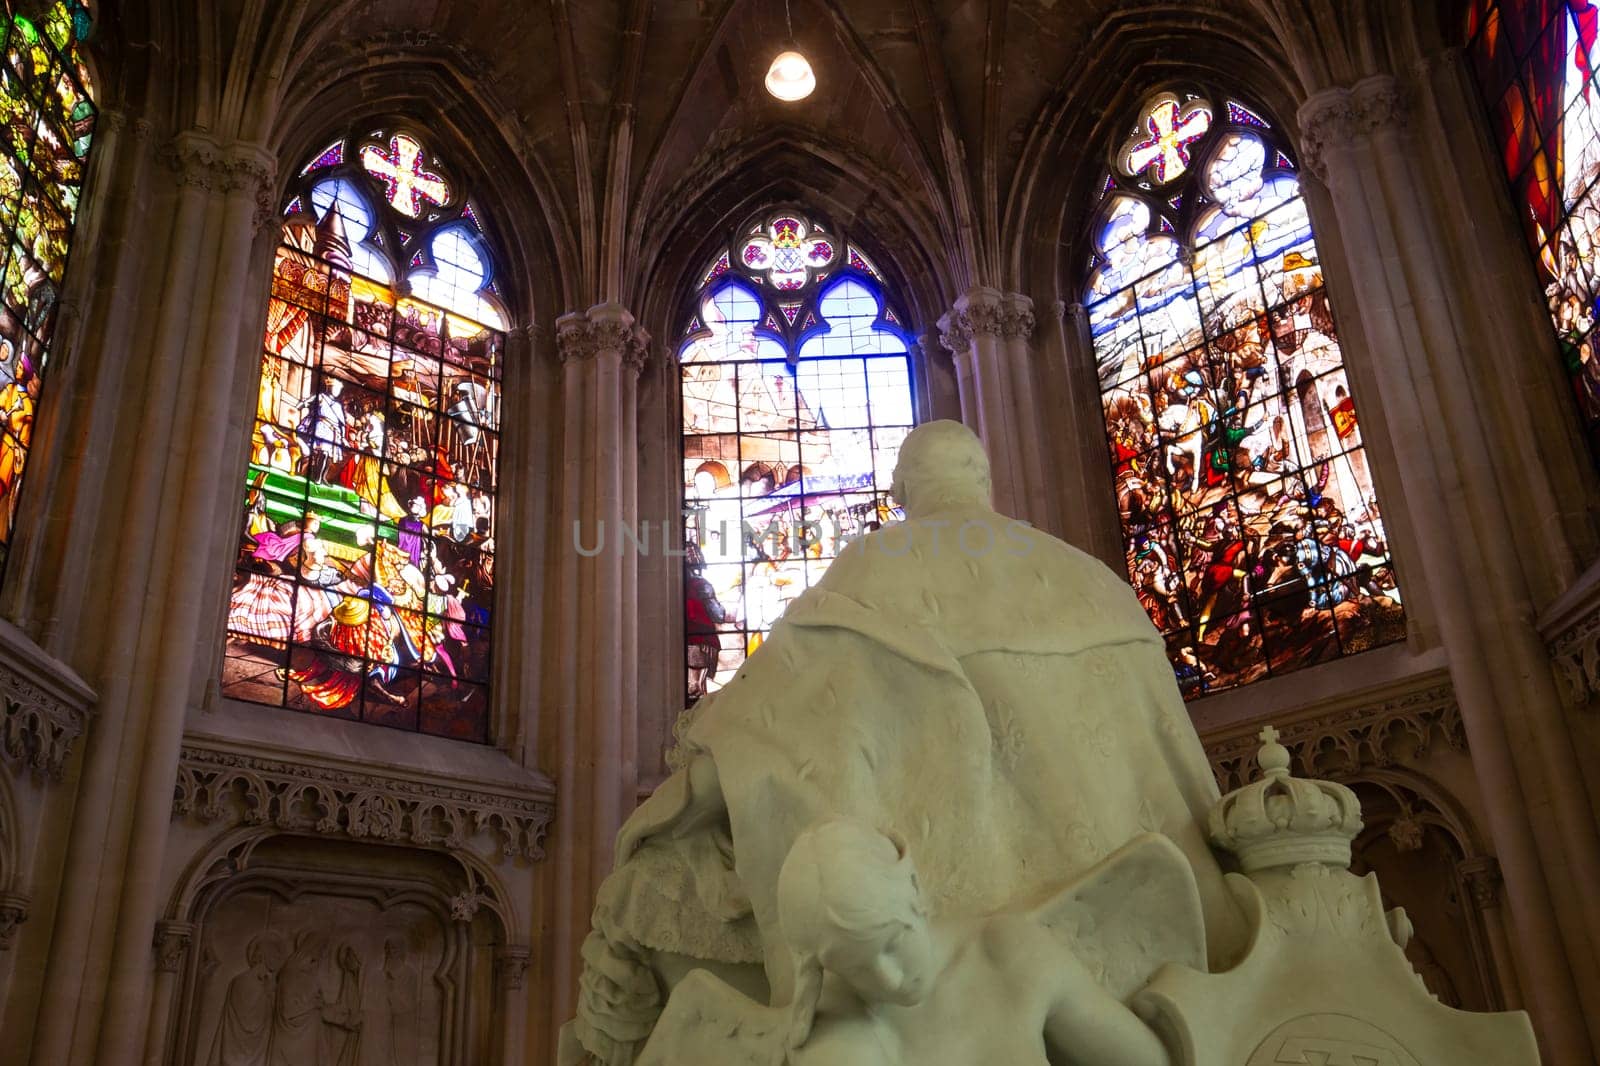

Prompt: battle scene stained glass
[0,1,94,582]
[681,212,914,705]
[1467,0,1600,462]
[1086,89,1405,699]
[222,130,504,742]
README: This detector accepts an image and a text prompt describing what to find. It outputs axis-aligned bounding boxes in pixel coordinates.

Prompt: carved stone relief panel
[188,888,445,1066]
[170,838,500,1066]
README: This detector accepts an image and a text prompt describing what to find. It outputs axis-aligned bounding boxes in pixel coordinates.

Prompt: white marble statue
[638,821,1203,1066]
[560,420,1541,1066]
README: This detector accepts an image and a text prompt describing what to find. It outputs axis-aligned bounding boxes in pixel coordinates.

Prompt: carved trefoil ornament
[0,659,91,781]
[172,744,553,862]
[1204,678,1465,792]
[1546,600,1600,707]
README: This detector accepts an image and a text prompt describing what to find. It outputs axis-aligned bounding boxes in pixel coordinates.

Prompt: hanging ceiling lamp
[766,0,815,102]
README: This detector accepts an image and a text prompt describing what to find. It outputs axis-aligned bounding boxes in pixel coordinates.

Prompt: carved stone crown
[1207,726,1364,872]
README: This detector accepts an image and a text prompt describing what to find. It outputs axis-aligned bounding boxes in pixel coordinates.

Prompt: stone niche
[169,835,501,1066]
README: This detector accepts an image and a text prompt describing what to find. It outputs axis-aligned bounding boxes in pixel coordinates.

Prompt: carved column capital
[0,891,29,949]
[554,303,646,369]
[96,109,127,136]
[153,919,194,972]
[1000,294,1035,340]
[161,131,224,191]
[937,288,1034,350]
[496,944,531,990]
[554,310,596,362]
[160,134,279,231]
[1457,856,1504,911]
[623,326,652,374]
[1297,75,1408,179]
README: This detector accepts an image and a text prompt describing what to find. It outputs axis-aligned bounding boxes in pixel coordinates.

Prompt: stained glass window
[222,129,504,741]
[681,212,914,704]
[1085,89,1405,699]
[1467,1,1600,460]
[0,1,94,582]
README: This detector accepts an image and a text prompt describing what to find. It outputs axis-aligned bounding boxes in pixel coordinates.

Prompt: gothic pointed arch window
[680,210,916,704]
[221,128,505,741]
[1466,1,1600,461]
[0,1,95,581]
[1084,88,1405,699]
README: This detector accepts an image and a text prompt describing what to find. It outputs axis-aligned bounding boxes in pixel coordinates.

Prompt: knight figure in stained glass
[1086,87,1405,699]
[680,209,914,705]
[221,127,506,742]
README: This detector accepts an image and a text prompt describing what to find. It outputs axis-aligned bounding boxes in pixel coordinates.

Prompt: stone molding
[937,287,1035,350]
[172,743,553,862]
[0,618,95,782]
[1297,75,1407,179]
[556,302,650,370]
[1203,675,1465,793]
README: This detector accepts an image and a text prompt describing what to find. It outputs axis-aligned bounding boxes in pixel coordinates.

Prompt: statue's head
[246,932,288,973]
[777,818,934,1017]
[889,420,991,518]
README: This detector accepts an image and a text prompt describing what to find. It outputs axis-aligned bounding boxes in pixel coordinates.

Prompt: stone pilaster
[1298,75,1600,1060]
[937,287,1044,524]
[549,301,649,1031]
[30,131,279,1066]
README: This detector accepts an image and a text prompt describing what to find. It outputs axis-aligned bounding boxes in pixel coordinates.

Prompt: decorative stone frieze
[1297,75,1408,180]
[0,620,94,782]
[1203,677,1465,793]
[172,743,553,862]
[1,667,88,780]
[1546,600,1600,707]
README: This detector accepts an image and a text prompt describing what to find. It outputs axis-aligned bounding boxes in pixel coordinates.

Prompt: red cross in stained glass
[1125,98,1213,184]
[360,134,451,218]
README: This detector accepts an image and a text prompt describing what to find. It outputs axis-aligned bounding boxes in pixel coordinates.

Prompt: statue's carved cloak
[625,507,1244,1003]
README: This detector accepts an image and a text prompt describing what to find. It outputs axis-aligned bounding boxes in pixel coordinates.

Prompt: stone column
[937,287,1042,523]
[496,943,532,1065]
[1457,857,1521,1013]
[140,920,192,1066]
[28,132,275,1066]
[548,302,647,1027]
[1299,76,1600,1060]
